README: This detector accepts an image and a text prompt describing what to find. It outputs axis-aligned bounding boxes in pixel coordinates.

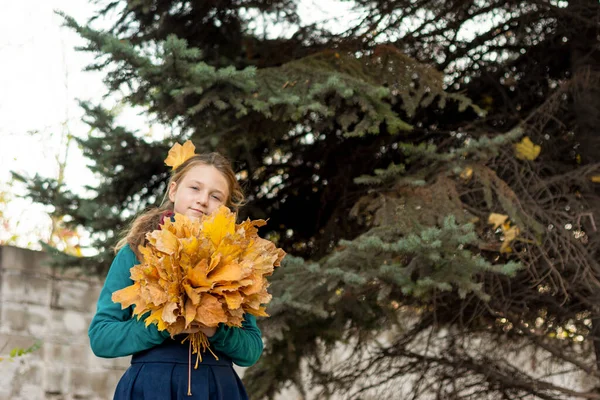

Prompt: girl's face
[168,164,230,219]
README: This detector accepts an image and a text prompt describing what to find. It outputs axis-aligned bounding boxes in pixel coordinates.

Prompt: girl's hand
[182,322,217,337]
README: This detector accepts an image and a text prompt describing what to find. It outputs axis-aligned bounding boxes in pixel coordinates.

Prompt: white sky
[0,0,104,248]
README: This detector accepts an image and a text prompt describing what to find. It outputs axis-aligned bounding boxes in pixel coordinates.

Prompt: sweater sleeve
[208,314,264,367]
[88,245,170,358]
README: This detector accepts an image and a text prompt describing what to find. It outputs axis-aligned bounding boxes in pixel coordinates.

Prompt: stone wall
[0,245,129,400]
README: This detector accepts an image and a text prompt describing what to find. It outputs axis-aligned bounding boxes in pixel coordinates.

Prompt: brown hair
[114,152,245,258]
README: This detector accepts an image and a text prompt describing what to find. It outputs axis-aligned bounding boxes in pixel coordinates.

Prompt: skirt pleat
[113,337,249,400]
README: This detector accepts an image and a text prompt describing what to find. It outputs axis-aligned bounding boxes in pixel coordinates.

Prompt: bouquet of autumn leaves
[112,205,285,363]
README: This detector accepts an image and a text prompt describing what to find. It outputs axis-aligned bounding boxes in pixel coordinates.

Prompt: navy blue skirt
[114,336,249,400]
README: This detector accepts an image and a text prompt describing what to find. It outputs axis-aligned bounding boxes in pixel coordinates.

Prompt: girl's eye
[190,186,199,191]
[211,195,222,201]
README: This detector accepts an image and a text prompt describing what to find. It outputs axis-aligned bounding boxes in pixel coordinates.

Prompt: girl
[88,147,262,400]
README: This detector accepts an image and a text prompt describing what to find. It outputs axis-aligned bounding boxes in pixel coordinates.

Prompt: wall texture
[0,245,129,400]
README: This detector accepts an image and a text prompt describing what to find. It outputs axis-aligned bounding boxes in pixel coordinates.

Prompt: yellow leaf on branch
[500,226,520,253]
[487,213,520,253]
[488,213,508,230]
[460,166,473,181]
[515,136,541,160]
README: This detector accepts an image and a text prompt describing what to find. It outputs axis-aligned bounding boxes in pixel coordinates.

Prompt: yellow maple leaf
[161,301,180,324]
[195,294,227,327]
[501,226,520,253]
[186,259,213,288]
[221,291,244,310]
[143,282,168,306]
[488,213,508,230]
[147,229,179,256]
[591,175,600,183]
[213,280,252,294]
[145,308,169,331]
[207,253,221,275]
[184,298,197,327]
[112,282,142,309]
[209,261,250,283]
[515,136,541,160]
[164,140,196,170]
[183,282,202,305]
[201,206,236,247]
[237,218,266,237]
[244,301,270,317]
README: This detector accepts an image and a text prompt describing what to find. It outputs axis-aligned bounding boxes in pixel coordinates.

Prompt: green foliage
[345,215,522,300]
[0,341,42,362]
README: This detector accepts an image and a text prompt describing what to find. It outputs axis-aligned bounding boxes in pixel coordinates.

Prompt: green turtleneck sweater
[88,244,263,367]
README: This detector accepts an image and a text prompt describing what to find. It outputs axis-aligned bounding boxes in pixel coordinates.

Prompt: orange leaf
[164,140,196,170]
[209,261,251,283]
[237,218,266,238]
[112,282,141,309]
[214,279,253,292]
[132,299,150,319]
[240,272,265,296]
[195,294,227,327]
[161,301,180,324]
[207,253,221,275]
[142,282,168,306]
[221,291,243,310]
[168,317,186,336]
[227,307,245,325]
[244,304,269,317]
[201,206,235,247]
[184,297,197,327]
[147,229,179,255]
[183,282,202,305]
[145,307,168,331]
[186,259,214,288]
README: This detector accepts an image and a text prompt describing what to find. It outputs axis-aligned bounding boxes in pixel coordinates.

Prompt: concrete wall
[0,245,129,400]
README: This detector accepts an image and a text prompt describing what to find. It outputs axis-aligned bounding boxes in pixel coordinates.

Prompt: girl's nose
[197,191,209,205]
